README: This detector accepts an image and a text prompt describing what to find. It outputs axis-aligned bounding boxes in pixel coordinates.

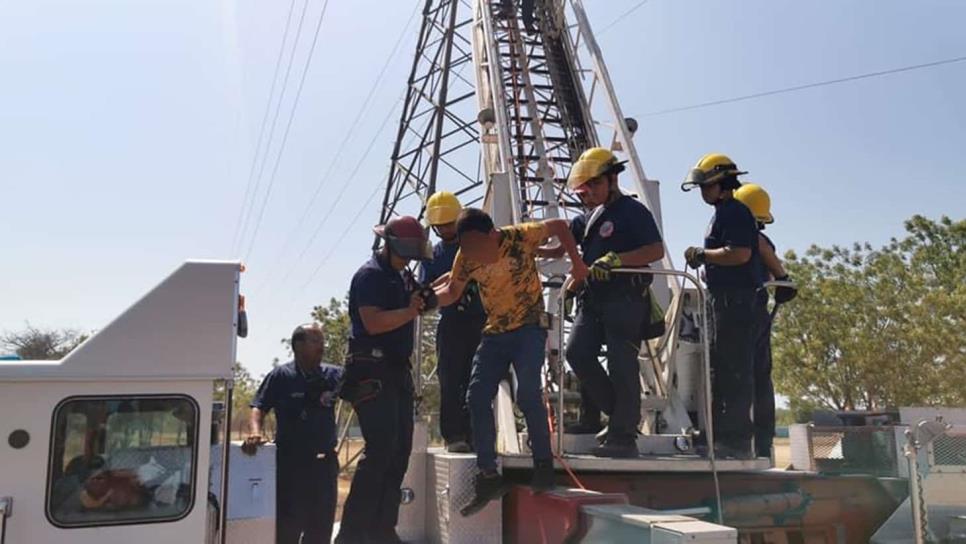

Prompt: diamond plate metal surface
[427,450,501,544]
[931,434,966,467]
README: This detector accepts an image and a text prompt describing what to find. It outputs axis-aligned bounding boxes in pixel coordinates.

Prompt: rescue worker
[336,215,431,544]
[681,153,760,459]
[561,147,665,458]
[733,183,797,458]
[434,208,588,516]
[243,323,342,544]
[420,192,486,453]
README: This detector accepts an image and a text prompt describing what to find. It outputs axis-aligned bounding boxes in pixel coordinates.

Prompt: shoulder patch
[599,220,615,238]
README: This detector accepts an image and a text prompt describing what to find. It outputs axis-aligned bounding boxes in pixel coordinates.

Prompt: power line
[233,0,312,256]
[300,178,386,292]
[283,94,404,291]
[598,0,651,34]
[243,0,333,262]
[252,0,422,288]
[641,54,966,117]
[229,0,299,254]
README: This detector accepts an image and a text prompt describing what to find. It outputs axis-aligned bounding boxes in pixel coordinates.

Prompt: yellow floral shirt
[451,222,549,335]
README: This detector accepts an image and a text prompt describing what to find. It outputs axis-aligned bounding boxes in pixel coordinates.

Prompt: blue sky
[2,0,964,379]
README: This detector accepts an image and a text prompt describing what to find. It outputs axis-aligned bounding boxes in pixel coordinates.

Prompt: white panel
[225,517,275,544]
[652,520,736,543]
[0,380,213,544]
[788,424,813,471]
[0,260,239,381]
[901,407,966,426]
[397,420,428,542]
[208,443,276,521]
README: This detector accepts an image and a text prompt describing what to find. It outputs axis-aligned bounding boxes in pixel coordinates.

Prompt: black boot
[460,470,508,517]
[714,440,753,460]
[530,459,555,492]
[564,420,603,434]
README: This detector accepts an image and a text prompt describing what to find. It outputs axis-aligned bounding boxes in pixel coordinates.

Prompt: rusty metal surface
[503,468,904,544]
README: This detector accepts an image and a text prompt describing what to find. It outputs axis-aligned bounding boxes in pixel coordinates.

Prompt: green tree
[307,295,442,436]
[773,215,965,412]
[214,361,262,438]
[311,297,352,363]
[1,325,87,359]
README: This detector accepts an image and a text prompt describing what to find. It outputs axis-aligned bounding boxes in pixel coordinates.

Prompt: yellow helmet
[681,153,747,191]
[426,191,462,225]
[567,147,626,190]
[734,183,774,224]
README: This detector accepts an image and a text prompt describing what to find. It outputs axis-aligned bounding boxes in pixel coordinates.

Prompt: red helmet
[373,216,432,260]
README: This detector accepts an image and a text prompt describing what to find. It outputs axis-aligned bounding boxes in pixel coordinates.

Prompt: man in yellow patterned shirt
[435,208,588,516]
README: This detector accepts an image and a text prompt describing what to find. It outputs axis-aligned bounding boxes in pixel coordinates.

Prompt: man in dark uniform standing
[243,323,342,544]
[681,153,761,459]
[336,215,431,544]
[420,191,486,453]
[734,183,797,458]
[561,147,665,458]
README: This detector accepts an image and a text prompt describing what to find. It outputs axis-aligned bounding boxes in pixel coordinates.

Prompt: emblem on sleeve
[599,220,615,238]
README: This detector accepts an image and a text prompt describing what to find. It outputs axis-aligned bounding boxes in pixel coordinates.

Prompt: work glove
[563,290,576,322]
[589,251,622,282]
[418,284,439,311]
[684,246,706,268]
[774,275,798,304]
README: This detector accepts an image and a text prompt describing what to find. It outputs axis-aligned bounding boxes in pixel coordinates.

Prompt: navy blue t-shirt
[704,198,761,289]
[348,254,415,360]
[250,361,342,455]
[419,240,485,318]
[571,195,663,265]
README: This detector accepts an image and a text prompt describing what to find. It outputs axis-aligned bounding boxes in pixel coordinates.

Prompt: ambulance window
[46,395,199,528]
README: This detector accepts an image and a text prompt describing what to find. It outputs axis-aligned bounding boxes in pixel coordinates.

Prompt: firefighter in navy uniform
[420,192,486,453]
[243,323,342,544]
[562,147,665,458]
[336,215,431,544]
[734,183,797,458]
[681,153,761,459]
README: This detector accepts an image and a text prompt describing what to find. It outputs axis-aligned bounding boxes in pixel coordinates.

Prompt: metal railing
[0,496,11,544]
[555,266,723,524]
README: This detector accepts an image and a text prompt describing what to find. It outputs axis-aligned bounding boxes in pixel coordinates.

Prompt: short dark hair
[291,323,323,347]
[456,208,494,238]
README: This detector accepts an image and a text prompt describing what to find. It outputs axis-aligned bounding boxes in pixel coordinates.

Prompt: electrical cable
[234,0,313,255]
[229,0,299,254]
[642,55,966,117]
[243,0,333,261]
[252,1,422,288]
[597,0,650,35]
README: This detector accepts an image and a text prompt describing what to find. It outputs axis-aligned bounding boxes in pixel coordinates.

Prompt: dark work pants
[565,288,647,442]
[468,325,550,470]
[708,288,756,449]
[338,361,414,541]
[577,386,603,427]
[436,311,485,444]
[276,449,338,544]
[752,293,775,457]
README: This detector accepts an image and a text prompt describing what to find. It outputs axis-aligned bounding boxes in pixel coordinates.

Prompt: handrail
[0,496,11,544]
[218,380,233,544]
[555,266,723,524]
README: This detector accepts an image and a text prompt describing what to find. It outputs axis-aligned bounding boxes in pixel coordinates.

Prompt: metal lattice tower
[379,0,694,453]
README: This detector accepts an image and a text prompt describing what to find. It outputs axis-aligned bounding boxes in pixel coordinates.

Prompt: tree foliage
[773,215,965,412]
[311,297,352,364]
[1,325,87,360]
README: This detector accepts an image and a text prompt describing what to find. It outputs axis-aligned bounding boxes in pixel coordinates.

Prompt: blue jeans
[467,324,551,470]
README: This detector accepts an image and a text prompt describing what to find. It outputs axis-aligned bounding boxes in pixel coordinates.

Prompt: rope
[544,396,586,490]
